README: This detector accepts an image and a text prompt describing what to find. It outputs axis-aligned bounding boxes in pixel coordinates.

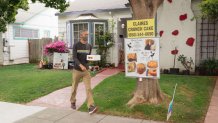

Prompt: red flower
[167,0,172,3]
[186,37,195,46]
[172,30,179,36]
[160,30,164,37]
[171,49,178,55]
[179,14,187,21]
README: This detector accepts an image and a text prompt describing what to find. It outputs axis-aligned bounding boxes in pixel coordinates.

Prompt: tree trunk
[127,0,164,107]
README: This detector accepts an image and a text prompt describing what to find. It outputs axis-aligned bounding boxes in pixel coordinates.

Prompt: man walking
[70,30,97,114]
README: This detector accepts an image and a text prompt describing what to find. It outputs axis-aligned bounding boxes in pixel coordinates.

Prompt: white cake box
[87,55,101,61]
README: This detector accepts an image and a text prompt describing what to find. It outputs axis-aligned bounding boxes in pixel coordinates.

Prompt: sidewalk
[14,108,164,123]
[0,101,46,123]
[0,101,164,123]
[27,68,121,109]
[204,78,218,123]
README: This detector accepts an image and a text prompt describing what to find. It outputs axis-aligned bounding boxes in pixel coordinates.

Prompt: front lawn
[0,64,72,103]
[79,73,216,123]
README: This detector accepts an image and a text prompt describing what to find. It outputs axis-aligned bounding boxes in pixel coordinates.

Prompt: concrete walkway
[204,78,218,123]
[0,101,164,123]
[27,68,121,109]
[0,102,45,123]
[14,108,164,123]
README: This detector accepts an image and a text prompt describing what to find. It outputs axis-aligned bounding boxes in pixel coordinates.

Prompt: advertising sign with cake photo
[125,38,160,78]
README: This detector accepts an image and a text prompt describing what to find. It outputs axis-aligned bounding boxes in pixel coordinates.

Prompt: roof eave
[55,8,130,16]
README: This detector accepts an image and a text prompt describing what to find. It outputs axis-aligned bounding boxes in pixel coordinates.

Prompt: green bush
[95,32,114,67]
[198,58,218,75]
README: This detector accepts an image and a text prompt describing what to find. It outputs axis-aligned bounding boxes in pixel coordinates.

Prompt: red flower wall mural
[167,0,172,3]
[172,30,179,36]
[171,47,179,68]
[160,30,164,37]
[179,14,187,21]
[186,37,195,47]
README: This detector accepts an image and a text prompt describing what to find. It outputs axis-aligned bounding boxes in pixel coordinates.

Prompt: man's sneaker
[71,102,76,110]
[88,105,98,114]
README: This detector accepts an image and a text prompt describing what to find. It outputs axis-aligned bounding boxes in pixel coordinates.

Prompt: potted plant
[44,40,69,55]
[177,54,194,75]
[170,47,180,74]
[44,41,69,69]
[163,69,169,74]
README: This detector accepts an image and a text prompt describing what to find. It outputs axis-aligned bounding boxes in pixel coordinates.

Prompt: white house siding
[59,0,198,70]
[191,0,202,66]
[58,10,132,67]
[0,33,3,65]
[2,9,58,65]
[20,9,58,39]
[157,0,196,71]
[2,25,29,65]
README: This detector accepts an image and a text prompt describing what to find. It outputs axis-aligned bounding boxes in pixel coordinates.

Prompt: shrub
[44,41,69,55]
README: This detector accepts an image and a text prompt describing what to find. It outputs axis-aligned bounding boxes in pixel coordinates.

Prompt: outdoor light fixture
[121,24,125,29]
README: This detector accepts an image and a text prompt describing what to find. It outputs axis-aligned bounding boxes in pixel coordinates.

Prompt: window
[200,19,218,59]
[94,22,105,46]
[43,30,50,38]
[14,27,39,39]
[72,23,88,43]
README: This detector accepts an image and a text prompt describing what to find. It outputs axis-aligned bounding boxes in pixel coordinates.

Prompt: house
[0,2,58,65]
[57,0,218,72]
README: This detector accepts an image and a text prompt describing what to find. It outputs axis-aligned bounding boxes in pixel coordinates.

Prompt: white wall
[192,0,202,66]
[2,9,58,65]
[58,10,132,67]
[22,9,58,39]
[59,0,197,70]
[157,0,196,71]
[2,25,29,65]
[0,33,3,65]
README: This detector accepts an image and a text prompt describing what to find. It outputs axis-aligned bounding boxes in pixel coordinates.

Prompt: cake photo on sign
[127,53,137,62]
[147,60,158,68]
[148,69,157,76]
[144,39,156,51]
[127,62,136,72]
[137,63,146,74]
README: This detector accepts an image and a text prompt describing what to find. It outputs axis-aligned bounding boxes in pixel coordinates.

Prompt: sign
[87,55,101,61]
[53,52,68,69]
[127,19,155,38]
[124,38,160,78]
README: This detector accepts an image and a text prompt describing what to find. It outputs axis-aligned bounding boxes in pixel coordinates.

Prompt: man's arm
[73,43,81,66]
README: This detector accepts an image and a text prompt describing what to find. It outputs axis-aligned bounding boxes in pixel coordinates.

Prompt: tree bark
[127,0,164,107]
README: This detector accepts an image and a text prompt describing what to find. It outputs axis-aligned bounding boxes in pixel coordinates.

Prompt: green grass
[0,64,73,103]
[79,73,216,123]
